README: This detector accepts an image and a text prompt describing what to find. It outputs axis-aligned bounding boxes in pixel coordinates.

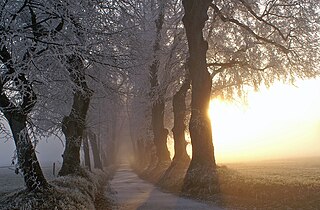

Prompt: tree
[171,70,190,164]
[181,0,217,195]
[149,1,171,168]
[58,55,92,176]
[206,0,320,100]
[0,53,49,191]
[113,0,170,169]
[0,0,68,191]
[181,0,320,195]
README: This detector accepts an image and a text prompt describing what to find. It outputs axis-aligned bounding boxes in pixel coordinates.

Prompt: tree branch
[210,3,289,54]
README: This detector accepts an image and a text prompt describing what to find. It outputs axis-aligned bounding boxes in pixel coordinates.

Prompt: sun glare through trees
[209,78,320,163]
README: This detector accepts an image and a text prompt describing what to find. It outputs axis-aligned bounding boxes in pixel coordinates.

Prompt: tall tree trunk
[172,72,191,163]
[181,0,218,195]
[88,131,103,169]
[152,99,171,164]
[6,112,49,191]
[157,72,190,188]
[59,55,92,176]
[83,131,91,171]
[149,2,171,166]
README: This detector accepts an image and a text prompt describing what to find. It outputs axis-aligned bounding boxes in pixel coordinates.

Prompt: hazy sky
[0,135,64,167]
[210,78,320,163]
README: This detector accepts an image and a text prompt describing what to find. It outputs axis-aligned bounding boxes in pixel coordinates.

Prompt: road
[110,164,223,210]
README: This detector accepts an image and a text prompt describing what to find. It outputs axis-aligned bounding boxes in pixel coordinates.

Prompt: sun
[208,79,320,163]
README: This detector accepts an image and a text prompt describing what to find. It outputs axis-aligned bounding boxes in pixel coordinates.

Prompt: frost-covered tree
[207,0,320,99]
[0,0,67,191]
[0,0,128,184]
[181,0,320,195]
[149,0,172,169]
[181,0,216,195]
[114,0,165,169]
[120,0,191,174]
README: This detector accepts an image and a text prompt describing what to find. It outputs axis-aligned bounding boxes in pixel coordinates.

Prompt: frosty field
[212,157,320,209]
[0,162,61,195]
[225,157,320,185]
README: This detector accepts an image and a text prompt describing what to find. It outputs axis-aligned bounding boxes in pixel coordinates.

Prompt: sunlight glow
[209,79,320,163]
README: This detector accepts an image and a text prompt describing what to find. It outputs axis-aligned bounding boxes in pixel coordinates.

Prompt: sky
[209,78,320,163]
[0,78,319,166]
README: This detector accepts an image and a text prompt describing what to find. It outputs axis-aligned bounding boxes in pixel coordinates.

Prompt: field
[0,162,61,195]
[225,157,320,186]
[214,157,320,209]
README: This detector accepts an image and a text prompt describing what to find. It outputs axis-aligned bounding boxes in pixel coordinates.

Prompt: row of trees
[0,0,319,195]
[0,0,128,191]
[126,0,320,195]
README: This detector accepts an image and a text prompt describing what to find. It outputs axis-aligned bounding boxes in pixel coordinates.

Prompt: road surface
[110,164,223,210]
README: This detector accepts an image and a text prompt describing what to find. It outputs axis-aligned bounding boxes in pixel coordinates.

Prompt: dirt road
[110,165,223,210]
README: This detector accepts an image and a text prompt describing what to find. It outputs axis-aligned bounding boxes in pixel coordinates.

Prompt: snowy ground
[110,164,223,210]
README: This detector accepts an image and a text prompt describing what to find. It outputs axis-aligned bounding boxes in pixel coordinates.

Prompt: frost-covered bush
[0,169,108,210]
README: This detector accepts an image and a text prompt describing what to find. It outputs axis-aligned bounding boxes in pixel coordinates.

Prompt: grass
[0,167,113,210]
[137,157,320,209]
[215,157,320,209]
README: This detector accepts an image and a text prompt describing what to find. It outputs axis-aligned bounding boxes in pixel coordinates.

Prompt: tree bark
[151,99,171,164]
[6,112,49,191]
[59,55,92,176]
[181,0,218,195]
[172,72,191,163]
[157,72,191,188]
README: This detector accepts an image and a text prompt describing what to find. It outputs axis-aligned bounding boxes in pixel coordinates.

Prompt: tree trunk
[0,82,48,191]
[157,71,190,188]
[83,131,91,171]
[88,131,103,169]
[172,73,191,163]
[0,44,49,191]
[141,142,159,179]
[152,99,171,164]
[59,55,91,176]
[181,0,218,195]
[5,112,49,191]
[149,2,171,167]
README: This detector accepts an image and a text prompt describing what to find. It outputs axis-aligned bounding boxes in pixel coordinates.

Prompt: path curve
[110,164,223,210]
